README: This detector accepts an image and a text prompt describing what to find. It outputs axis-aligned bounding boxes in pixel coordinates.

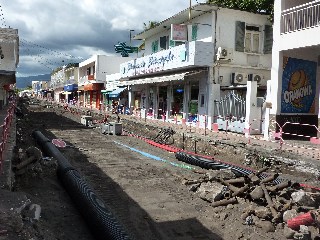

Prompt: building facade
[0,28,19,107]
[78,55,132,109]
[267,0,320,139]
[116,3,272,133]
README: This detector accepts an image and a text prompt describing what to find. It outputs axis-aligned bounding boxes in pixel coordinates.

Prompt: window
[200,94,205,107]
[160,36,168,50]
[245,25,261,53]
[235,21,272,54]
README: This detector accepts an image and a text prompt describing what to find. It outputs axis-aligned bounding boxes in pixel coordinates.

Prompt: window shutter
[169,40,175,48]
[151,41,155,53]
[264,25,273,54]
[235,21,245,52]
[192,24,198,41]
[152,40,159,53]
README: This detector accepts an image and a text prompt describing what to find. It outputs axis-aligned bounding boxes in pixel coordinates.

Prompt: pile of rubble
[12,146,57,180]
[183,168,320,239]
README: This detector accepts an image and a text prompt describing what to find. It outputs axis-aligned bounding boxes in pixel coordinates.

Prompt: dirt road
[1,98,320,240]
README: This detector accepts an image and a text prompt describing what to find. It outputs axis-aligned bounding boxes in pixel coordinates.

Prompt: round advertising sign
[52,139,67,148]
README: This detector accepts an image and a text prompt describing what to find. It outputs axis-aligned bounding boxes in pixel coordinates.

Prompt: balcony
[282,1,320,34]
[120,41,214,78]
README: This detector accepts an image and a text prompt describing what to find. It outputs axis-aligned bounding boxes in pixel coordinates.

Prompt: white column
[263,80,272,140]
[245,81,260,136]
[128,86,133,112]
[166,85,173,119]
[154,85,159,118]
[183,81,190,120]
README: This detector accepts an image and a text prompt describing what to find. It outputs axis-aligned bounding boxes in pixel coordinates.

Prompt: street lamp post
[189,0,192,22]
[129,29,135,46]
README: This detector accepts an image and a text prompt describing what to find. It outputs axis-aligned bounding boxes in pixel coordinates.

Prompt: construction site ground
[1,97,320,240]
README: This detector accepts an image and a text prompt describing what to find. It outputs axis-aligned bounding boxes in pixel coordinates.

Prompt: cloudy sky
[1,0,206,77]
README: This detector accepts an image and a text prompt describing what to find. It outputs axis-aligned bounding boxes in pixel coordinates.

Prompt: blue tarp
[108,87,126,98]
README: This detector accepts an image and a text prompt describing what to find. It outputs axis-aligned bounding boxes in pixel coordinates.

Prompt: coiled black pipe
[175,151,283,184]
[32,130,134,240]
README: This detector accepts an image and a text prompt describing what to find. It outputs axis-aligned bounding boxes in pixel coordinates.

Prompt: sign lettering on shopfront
[124,51,175,75]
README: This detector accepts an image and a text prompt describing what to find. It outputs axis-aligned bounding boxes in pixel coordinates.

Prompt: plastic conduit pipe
[126,131,320,191]
[32,130,134,240]
[175,151,283,184]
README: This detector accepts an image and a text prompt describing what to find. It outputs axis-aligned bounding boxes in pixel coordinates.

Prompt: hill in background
[16,73,51,89]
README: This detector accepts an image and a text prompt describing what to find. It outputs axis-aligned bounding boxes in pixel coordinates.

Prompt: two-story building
[51,67,66,102]
[266,0,320,139]
[31,80,50,98]
[117,3,273,133]
[78,55,132,109]
[63,63,79,104]
[0,28,19,107]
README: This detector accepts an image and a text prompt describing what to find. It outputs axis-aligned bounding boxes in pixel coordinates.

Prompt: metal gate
[214,91,246,133]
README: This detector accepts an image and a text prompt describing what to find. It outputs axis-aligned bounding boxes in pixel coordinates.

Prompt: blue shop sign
[64,84,78,92]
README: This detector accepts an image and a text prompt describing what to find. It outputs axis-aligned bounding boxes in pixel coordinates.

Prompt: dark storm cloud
[1,0,204,77]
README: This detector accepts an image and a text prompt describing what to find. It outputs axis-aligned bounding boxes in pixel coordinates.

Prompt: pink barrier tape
[271,121,320,155]
[244,118,264,144]
[0,101,16,172]
[124,130,320,192]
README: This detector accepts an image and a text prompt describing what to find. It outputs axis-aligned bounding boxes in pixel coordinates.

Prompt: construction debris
[184,167,320,237]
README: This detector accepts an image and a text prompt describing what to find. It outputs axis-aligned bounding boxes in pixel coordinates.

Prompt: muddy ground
[0,97,320,240]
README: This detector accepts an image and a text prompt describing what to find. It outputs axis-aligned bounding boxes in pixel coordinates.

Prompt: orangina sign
[281,57,317,114]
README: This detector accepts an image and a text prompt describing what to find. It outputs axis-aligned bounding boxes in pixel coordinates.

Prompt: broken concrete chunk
[255,220,275,233]
[291,190,316,207]
[250,186,264,200]
[254,206,271,219]
[293,230,311,240]
[206,169,235,181]
[283,226,296,239]
[197,182,225,202]
[283,209,298,223]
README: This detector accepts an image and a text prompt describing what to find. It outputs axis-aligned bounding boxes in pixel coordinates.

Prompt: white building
[0,28,19,107]
[78,55,133,109]
[117,3,272,132]
[267,0,320,139]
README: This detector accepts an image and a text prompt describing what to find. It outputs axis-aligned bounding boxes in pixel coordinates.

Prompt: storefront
[83,83,104,109]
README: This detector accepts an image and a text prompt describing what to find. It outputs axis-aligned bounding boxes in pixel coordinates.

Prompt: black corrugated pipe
[32,130,134,240]
[175,151,283,184]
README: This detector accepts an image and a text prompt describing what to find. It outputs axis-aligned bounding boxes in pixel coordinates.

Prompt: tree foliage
[207,0,274,21]
[143,21,159,31]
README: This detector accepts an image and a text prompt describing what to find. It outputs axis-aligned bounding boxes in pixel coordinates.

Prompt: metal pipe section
[32,130,133,240]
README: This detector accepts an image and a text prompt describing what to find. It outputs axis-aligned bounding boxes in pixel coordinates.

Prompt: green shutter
[169,40,175,48]
[152,40,159,53]
[235,21,245,52]
[151,41,155,53]
[264,25,273,54]
[192,25,198,41]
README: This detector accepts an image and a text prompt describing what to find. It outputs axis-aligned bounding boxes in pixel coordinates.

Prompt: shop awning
[108,87,126,98]
[121,72,189,86]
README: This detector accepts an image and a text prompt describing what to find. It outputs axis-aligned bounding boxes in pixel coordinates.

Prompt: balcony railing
[282,0,320,34]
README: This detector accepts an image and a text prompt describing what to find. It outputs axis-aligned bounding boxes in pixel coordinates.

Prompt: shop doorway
[158,86,167,118]
[188,84,199,121]
[172,85,184,115]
